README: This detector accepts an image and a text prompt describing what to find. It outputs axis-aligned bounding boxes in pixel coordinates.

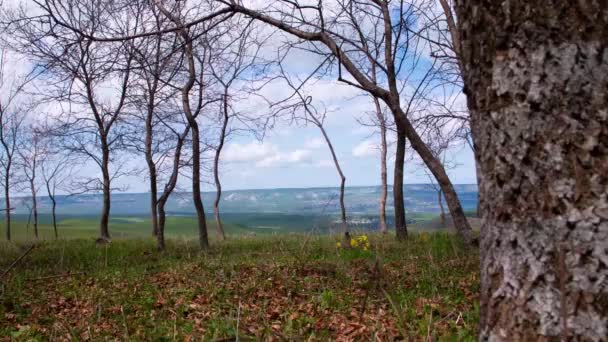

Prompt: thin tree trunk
[51,198,57,239]
[156,128,189,251]
[317,123,348,244]
[463,135,482,218]
[157,204,166,250]
[393,130,407,240]
[456,1,607,339]
[25,206,32,237]
[45,180,58,239]
[374,97,388,234]
[99,141,111,240]
[392,105,474,244]
[437,189,446,226]
[190,125,209,250]
[158,4,209,250]
[30,178,38,238]
[145,111,159,237]
[213,92,229,241]
[4,172,10,241]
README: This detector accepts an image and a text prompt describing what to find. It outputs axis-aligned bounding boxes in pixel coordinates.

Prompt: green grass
[0,216,256,242]
[0,233,479,340]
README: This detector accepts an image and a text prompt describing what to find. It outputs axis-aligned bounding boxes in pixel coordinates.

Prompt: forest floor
[0,233,479,341]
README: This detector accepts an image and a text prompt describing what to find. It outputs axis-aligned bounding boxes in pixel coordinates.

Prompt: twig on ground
[27,271,86,281]
[1,244,36,280]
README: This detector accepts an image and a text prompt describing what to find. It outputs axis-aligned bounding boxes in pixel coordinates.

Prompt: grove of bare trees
[0,0,605,338]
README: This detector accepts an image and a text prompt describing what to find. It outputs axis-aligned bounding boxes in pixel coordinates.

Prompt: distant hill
[1,184,478,217]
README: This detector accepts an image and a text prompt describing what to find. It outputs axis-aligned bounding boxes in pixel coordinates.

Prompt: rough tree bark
[393,130,407,240]
[456,1,608,339]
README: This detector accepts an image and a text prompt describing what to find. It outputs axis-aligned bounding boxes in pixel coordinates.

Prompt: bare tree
[33,0,476,244]
[0,49,30,241]
[373,99,389,234]
[4,2,138,241]
[154,1,232,249]
[40,150,72,240]
[419,126,460,227]
[17,125,43,239]
[270,60,351,245]
[123,1,192,249]
[220,0,475,244]
[207,19,268,241]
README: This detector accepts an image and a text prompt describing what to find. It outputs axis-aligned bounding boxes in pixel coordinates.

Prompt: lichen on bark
[455,0,608,339]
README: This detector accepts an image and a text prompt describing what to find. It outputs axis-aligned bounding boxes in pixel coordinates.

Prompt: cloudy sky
[1,0,477,194]
[115,75,477,192]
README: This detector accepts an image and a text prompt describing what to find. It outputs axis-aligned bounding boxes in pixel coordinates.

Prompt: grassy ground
[0,233,479,341]
[0,216,254,242]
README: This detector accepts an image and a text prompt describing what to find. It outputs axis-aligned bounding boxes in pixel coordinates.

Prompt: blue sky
[115,86,478,192]
[2,1,477,195]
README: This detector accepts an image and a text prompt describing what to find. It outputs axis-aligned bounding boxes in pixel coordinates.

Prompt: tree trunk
[317,123,349,245]
[100,142,111,240]
[161,4,209,250]
[374,97,388,234]
[157,204,166,251]
[213,92,229,241]
[30,179,38,239]
[51,197,58,239]
[149,177,159,236]
[437,189,446,227]
[213,207,223,239]
[190,124,209,250]
[26,207,32,237]
[145,112,159,237]
[393,130,407,240]
[392,105,474,244]
[4,172,10,241]
[339,174,347,233]
[156,128,189,251]
[463,135,482,218]
[456,1,608,339]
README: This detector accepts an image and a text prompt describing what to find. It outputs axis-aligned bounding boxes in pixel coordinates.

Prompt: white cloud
[304,137,325,149]
[315,159,335,168]
[222,141,314,168]
[352,140,377,157]
[286,149,312,163]
[223,141,279,164]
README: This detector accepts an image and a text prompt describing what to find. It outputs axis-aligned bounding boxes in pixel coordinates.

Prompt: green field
[0,216,255,242]
[0,212,477,242]
[0,233,479,340]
